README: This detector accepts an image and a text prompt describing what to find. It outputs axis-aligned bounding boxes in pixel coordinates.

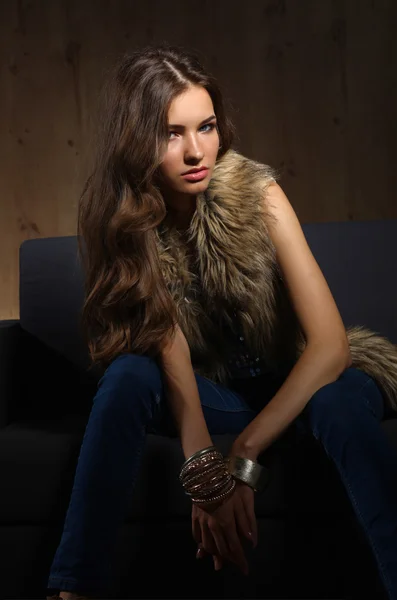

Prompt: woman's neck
[166,205,196,233]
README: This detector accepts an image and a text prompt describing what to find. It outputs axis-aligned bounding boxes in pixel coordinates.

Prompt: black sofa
[1,219,397,600]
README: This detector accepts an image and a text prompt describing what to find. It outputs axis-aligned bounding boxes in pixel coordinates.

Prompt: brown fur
[155,149,397,412]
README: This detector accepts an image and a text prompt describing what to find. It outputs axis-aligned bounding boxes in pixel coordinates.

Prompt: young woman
[46,43,397,600]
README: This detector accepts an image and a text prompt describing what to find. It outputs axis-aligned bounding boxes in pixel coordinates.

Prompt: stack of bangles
[179,446,268,507]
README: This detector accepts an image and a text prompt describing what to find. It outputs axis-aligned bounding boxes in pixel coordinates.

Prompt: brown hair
[78,43,236,371]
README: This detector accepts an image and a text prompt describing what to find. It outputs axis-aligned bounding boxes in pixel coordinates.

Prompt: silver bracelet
[225,455,269,492]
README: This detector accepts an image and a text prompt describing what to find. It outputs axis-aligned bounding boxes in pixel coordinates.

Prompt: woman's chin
[180,177,211,192]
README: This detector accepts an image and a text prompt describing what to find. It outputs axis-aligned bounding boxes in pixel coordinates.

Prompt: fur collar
[155,149,397,411]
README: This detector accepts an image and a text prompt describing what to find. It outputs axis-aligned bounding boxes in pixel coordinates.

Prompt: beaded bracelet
[179,446,236,506]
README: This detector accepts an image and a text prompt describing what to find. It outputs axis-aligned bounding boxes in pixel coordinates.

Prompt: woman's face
[157,85,221,205]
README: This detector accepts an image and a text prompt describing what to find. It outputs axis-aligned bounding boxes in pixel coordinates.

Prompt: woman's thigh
[100,354,258,437]
[295,366,386,438]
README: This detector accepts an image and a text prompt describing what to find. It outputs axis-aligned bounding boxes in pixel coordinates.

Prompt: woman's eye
[169,123,216,139]
[200,123,215,133]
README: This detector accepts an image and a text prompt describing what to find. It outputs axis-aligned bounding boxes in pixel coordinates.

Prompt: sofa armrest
[0,320,24,428]
[0,320,98,428]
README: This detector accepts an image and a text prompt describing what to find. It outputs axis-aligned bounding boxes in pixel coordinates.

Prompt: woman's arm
[230,340,350,460]
[158,324,213,459]
[160,328,252,574]
[228,181,351,459]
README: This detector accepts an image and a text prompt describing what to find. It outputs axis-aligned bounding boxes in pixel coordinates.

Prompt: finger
[244,491,258,547]
[192,510,202,545]
[224,520,249,575]
[208,522,229,560]
[213,554,223,571]
[201,521,217,555]
[239,485,258,546]
[196,543,206,559]
[234,492,253,544]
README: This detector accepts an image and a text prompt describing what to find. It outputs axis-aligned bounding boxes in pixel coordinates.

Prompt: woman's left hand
[192,480,257,571]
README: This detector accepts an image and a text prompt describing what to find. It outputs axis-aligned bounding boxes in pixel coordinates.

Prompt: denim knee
[302,368,383,439]
[304,382,350,435]
[94,353,163,421]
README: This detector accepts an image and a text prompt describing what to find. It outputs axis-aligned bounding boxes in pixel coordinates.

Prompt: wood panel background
[0,0,396,319]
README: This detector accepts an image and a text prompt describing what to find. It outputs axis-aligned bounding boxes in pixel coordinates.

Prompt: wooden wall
[0,0,396,319]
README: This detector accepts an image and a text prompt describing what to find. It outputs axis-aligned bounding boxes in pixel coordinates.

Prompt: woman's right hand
[191,482,256,575]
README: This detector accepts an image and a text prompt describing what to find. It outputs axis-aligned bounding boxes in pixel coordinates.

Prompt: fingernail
[196,549,201,559]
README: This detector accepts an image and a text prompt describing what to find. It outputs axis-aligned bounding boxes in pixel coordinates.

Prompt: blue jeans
[46,355,397,599]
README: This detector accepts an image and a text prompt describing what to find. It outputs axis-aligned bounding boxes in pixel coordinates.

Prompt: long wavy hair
[78,43,236,372]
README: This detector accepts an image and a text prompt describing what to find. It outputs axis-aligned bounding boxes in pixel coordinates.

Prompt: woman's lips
[181,168,209,182]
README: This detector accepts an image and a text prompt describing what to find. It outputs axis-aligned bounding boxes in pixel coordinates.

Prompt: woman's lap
[149,372,259,437]
[108,354,387,439]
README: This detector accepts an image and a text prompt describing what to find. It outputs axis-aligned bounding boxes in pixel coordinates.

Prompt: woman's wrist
[230,437,260,462]
[179,407,213,459]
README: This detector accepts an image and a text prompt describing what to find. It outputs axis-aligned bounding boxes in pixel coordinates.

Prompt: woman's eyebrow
[168,114,216,129]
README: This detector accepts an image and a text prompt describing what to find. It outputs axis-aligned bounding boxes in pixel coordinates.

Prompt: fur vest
[155,149,397,412]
